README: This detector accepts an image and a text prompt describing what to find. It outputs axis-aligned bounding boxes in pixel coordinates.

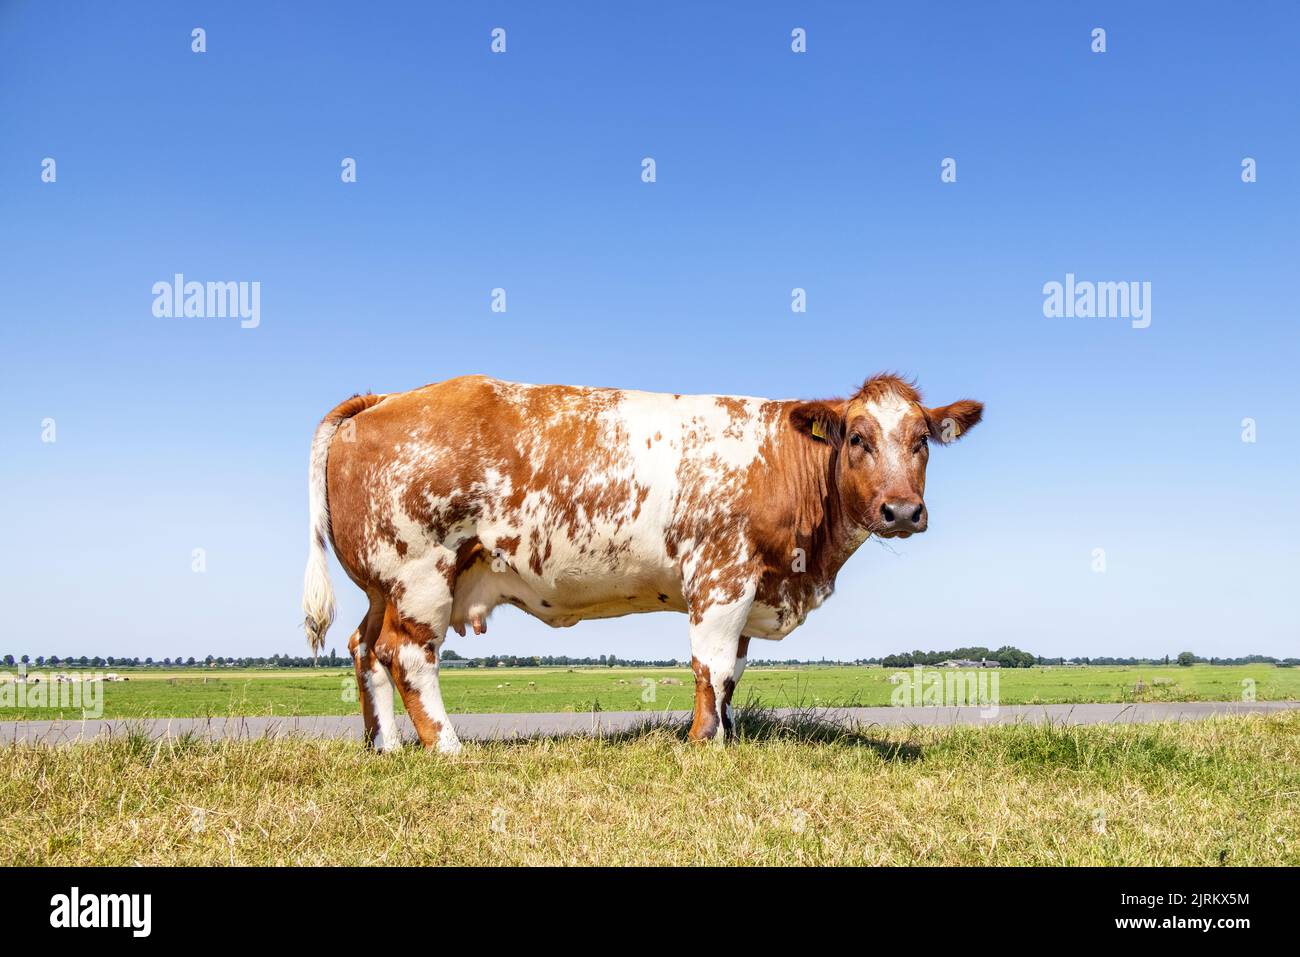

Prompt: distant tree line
[0,651,680,670]
[0,652,351,669]
[1167,652,1298,667]
[1041,652,1296,667]
[873,648,1298,669]
[2,649,1295,670]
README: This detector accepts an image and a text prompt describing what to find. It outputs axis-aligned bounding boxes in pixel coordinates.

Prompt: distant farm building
[939,658,1001,668]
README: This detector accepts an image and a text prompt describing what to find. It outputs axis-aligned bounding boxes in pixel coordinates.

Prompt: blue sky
[2,1,1297,661]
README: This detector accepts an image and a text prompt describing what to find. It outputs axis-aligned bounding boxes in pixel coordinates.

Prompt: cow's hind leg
[352,596,402,752]
[686,588,754,745]
[377,591,461,755]
[347,627,377,747]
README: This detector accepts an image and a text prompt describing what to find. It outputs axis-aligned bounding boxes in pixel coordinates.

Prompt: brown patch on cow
[737,636,751,659]
[629,484,650,522]
[495,535,520,556]
[349,596,387,750]
[742,399,869,619]
[688,657,719,742]
[452,537,486,581]
[714,395,750,439]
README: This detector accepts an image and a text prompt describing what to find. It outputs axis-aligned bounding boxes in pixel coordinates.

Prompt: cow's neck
[749,422,864,595]
[805,458,865,580]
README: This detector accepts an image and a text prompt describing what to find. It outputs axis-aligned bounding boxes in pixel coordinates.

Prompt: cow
[302,374,983,753]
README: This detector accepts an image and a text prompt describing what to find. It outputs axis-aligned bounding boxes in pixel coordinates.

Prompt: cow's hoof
[369,733,403,754]
[687,730,726,747]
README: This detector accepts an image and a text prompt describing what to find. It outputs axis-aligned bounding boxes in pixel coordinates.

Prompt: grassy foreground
[1,663,1294,720]
[2,711,1297,866]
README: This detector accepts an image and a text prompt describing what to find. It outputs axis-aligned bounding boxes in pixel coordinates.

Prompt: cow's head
[790,375,983,539]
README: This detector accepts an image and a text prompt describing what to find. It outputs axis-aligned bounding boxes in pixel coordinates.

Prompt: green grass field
[0,663,1294,720]
[3,710,1296,865]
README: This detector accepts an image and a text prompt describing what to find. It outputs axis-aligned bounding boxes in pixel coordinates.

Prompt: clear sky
[2,2,1297,662]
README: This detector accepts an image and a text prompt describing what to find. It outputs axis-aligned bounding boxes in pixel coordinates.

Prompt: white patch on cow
[460,388,770,631]
[744,601,795,639]
[365,660,400,752]
[864,392,913,482]
[692,589,753,661]
[864,392,910,437]
[395,553,457,626]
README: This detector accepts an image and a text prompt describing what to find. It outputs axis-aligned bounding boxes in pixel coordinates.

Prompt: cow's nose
[880,500,926,531]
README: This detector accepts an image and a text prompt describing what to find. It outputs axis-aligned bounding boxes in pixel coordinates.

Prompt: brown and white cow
[302,374,982,752]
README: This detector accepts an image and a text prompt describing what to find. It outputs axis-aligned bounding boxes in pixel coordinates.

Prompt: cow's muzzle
[877,500,927,537]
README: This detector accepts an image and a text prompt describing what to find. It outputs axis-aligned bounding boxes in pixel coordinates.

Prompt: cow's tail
[302,392,388,655]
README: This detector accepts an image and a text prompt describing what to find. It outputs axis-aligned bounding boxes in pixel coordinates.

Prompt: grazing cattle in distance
[302,374,983,753]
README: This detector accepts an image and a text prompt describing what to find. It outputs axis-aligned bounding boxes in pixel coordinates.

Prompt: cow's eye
[913,436,928,453]
[849,434,869,451]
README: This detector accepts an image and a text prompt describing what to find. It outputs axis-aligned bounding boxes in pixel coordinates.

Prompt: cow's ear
[790,401,845,446]
[926,400,983,444]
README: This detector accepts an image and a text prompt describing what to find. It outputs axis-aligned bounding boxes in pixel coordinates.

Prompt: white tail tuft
[302,417,341,655]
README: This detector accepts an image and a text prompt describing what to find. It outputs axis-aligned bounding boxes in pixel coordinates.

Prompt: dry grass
[2,710,1297,866]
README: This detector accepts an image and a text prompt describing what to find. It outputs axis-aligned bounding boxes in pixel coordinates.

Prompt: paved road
[2,700,1295,746]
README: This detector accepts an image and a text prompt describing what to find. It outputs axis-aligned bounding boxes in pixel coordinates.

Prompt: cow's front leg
[687,589,755,745]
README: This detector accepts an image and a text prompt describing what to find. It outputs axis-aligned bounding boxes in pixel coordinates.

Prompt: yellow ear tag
[811,420,827,440]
